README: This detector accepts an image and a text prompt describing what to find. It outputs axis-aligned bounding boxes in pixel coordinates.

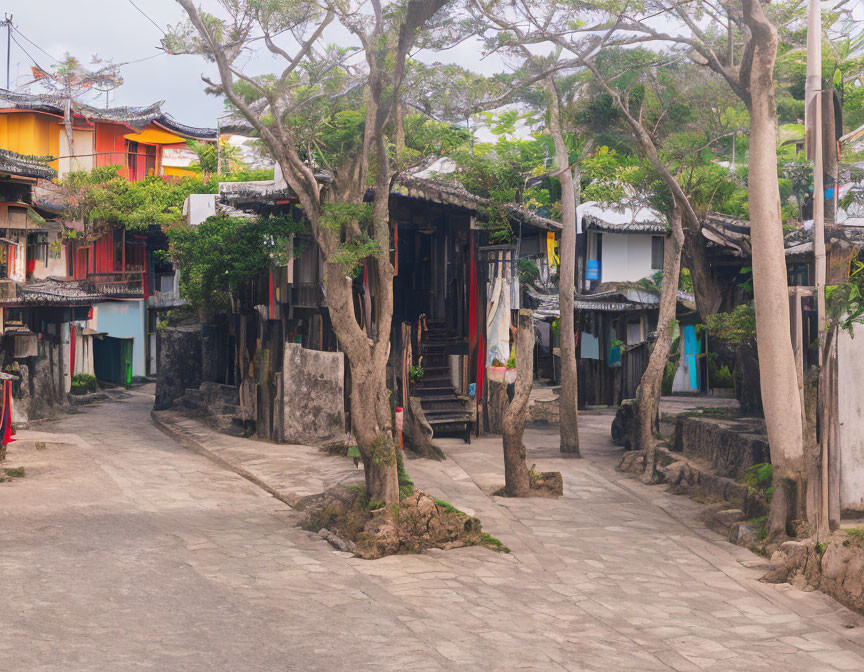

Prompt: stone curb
[150,410,301,508]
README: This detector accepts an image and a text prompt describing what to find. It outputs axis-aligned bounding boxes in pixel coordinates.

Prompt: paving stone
[1,392,863,671]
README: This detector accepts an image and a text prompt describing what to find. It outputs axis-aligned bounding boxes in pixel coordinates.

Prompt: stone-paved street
[2,392,864,671]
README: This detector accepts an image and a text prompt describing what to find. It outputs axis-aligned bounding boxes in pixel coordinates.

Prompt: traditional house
[526,199,699,407]
[161,172,561,444]
[0,147,97,424]
[0,88,216,384]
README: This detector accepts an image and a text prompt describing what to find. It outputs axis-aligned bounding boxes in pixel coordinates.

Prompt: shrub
[70,373,98,395]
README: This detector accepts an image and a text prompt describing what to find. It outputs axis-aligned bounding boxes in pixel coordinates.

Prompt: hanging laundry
[486,264,511,367]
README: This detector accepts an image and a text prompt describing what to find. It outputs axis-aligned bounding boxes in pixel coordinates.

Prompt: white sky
[1,0,507,129]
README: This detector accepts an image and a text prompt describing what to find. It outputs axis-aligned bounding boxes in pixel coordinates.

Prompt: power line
[9,32,47,73]
[127,0,166,36]
[12,26,60,64]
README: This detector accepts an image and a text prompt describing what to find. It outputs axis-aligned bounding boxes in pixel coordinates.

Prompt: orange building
[0,89,216,383]
[0,89,215,181]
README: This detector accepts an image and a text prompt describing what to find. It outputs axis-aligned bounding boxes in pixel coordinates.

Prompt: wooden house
[164,174,561,444]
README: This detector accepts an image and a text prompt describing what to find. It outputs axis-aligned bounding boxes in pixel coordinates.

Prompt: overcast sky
[1,0,508,130]
[0,0,231,126]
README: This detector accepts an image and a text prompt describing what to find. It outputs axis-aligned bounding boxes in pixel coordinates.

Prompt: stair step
[426,410,471,418]
[421,400,467,413]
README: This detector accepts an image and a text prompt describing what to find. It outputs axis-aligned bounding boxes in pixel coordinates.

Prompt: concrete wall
[89,300,147,378]
[281,343,345,445]
[838,325,864,512]
[600,233,656,284]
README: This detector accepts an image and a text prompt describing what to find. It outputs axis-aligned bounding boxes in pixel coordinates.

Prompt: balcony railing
[83,272,144,298]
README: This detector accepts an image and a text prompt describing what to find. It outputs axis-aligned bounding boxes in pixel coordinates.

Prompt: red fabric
[268,269,276,320]
[469,236,486,400]
[1,380,14,446]
[69,324,76,378]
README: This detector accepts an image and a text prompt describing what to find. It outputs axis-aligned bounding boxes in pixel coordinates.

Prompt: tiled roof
[0,149,56,180]
[0,279,97,307]
[0,89,216,139]
[579,200,667,234]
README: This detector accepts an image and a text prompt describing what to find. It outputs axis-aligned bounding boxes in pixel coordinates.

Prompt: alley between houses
[2,391,864,671]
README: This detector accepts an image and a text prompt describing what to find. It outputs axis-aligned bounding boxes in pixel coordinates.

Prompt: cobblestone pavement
[2,393,864,671]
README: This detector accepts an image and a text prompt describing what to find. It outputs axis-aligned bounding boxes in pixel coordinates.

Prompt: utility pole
[216,117,222,176]
[3,14,12,90]
[807,0,831,539]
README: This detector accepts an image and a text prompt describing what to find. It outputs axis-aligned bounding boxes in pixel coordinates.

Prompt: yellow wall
[162,166,198,178]
[0,112,61,169]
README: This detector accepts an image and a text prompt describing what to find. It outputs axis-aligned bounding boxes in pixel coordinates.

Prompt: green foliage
[61,167,215,231]
[446,136,548,242]
[70,373,99,394]
[742,463,773,490]
[2,466,24,478]
[166,214,304,314]
[706,351,734,389]
[846,527,864,543]
[826,259,864,337]
[330,239,380,278]
[408,365,424,384]
[433,498,464,517]
[186,138,250,176]
[396,448,414,500]
[705,305,757,345]
[517,258,540,284]
[480,532,510,553]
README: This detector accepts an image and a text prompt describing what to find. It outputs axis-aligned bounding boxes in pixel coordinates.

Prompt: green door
[94,336,134,386]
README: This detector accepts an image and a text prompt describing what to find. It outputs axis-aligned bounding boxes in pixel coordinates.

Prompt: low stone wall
[280,343,345,445]
[766,537,864,615]
[155,326,202,411]
[11,339,67,427]
[672,416,769,479]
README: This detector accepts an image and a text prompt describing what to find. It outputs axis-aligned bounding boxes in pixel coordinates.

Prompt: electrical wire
[12,26,60,64]
[127,0,167,36]
[8,32,47,73]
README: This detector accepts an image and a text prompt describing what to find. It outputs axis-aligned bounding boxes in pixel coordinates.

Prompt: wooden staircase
[414,322,472,443]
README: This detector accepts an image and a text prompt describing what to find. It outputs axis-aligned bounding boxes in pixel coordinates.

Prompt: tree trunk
[684,227,726,318]
[546,78,581,457]
[636,205,684,482]
[743,0,806,537]
[324,260,399,504]
[501,310,535,496]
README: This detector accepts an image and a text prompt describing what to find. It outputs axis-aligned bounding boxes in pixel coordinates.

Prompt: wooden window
[651,235,664,270]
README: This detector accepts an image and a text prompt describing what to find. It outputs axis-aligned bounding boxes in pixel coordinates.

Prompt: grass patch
[2,466,25,479]
[748,516,768,540]
[480,532,510,553]
[844,527,864,547]
[434,498,466,517]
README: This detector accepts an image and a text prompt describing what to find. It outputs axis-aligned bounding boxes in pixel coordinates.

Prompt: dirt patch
[495,470,563,498]
[298,484,505,559]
